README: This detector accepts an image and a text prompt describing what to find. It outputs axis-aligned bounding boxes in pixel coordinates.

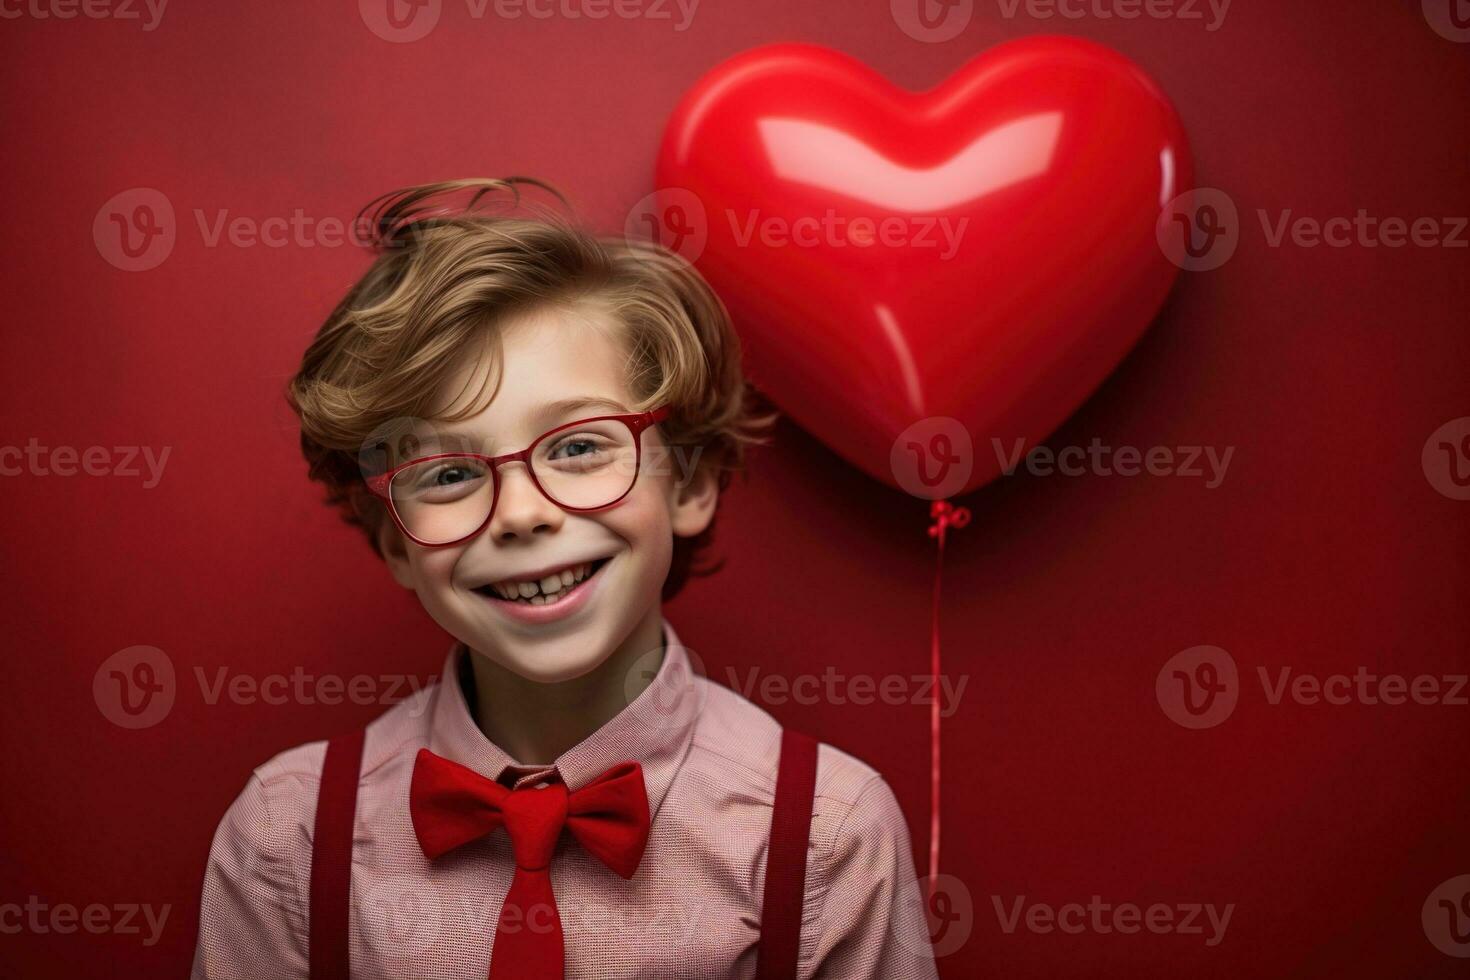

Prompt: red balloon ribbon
[925,499,970,893]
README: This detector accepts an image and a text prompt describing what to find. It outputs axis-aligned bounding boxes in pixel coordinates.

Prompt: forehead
[424,303,633,449]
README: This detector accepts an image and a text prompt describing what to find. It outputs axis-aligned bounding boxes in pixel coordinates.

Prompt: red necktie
[409,748,650,979]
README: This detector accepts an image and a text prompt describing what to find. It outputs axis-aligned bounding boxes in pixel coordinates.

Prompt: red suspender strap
[755,728,819,980]
[309,729,365,980]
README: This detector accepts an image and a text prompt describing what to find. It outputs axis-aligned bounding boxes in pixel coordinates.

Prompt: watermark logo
[1161,188,1467,269]
[95,191,435,272]
[1156,646,1238,729]
[1423,0,1470,42]
[893,873,973,958]
[626,191,969,266]
[359,0,442,42]
[1157,188,1239,271]
[1160,652,1467,725]
[93,645,176,729]
[892,417,973,500]
[358,415,448,483]
[625,187,709,265]
[623,641,709,732]
[891,0,973,42]
[1422,417,1470,500]
[93,645,436,729]
[1423,875,1470,957]
[358,875,443,961]
[94,188,175,272]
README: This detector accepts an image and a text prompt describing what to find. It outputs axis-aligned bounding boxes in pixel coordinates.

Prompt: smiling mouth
[473,557,612,607]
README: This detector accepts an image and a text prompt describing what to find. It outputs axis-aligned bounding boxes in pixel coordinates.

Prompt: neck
[464,608,666,765]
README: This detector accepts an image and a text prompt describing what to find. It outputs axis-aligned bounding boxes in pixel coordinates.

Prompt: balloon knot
[927,499,972,539]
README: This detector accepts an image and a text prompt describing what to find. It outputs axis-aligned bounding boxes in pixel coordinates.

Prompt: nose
[485,460,564,541]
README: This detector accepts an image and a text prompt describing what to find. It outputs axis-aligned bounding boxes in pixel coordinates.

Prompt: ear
[375,516,418,590]
[669,459,720,539]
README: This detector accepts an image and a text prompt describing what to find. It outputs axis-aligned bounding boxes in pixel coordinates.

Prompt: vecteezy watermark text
[0,897,170,947]
[992,895,1233,946]
[724,666,969,718]
[94,645,437,729]
[1258,209,1468,249]
[889,0,1230,42]
[1257,666,1469,707]
[993,438,1234,488]
[625,189,971,264]
[1157,646,1468,730]
[1159,188,1468,271]
[727,209,969,261]
[0,439,170,488]
[0,0,168,30]
[194,666,435,712]
[94,188,404,272]
[994,0,1230,31]
[358,0,699,43]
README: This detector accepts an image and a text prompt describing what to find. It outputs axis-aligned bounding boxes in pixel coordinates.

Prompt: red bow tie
[409,748,650,979]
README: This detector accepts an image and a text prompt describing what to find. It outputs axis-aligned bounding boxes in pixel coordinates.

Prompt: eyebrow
[402,396,634,456]
[534,396,633,422]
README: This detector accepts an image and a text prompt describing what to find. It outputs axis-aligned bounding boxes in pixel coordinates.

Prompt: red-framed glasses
[363,407,671,547]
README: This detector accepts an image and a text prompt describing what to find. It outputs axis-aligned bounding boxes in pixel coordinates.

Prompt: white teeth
[487,560,603,603]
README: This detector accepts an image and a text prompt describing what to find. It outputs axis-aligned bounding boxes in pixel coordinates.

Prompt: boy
[191,178,939,979]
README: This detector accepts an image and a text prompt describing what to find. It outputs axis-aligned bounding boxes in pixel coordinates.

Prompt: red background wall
[2,1,1467,977]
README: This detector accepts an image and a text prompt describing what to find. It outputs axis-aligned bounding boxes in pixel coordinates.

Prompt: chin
[503,644,614,685]
[456,615,625,686]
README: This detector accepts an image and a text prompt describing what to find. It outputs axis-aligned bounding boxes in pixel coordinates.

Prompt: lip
[474,556,612,626]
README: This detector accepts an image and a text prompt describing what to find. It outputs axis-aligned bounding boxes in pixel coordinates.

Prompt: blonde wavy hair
[286,178,777,599]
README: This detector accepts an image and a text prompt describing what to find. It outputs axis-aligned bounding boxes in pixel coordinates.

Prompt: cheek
[408,548,464,592]
[609,488,675,570]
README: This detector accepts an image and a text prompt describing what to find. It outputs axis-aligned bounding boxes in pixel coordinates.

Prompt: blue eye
[395,458,491,503]
[553,439,601,459]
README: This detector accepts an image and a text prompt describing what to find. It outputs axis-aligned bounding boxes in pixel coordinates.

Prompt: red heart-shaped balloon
[652,38,1191,497]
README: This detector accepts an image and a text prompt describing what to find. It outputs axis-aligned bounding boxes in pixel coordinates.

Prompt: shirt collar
[427,617,699,822]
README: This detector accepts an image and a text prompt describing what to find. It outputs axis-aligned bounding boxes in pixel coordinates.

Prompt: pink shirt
[191,618,940,979]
